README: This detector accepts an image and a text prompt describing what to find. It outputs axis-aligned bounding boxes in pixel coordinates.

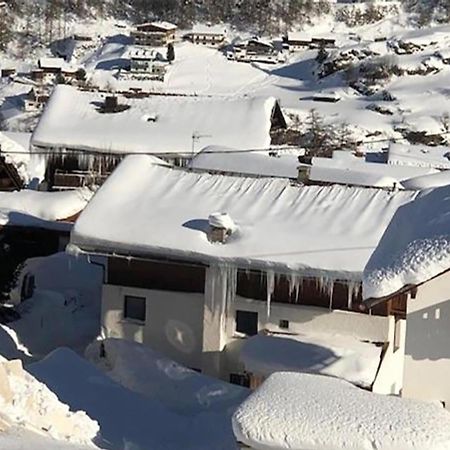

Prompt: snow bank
[31,85,280,155]
[190,146,299,179]
[233,372,450,450]
[0,188,93,227]
[86,338,247,415]
[364,184,450,299]
[30,348,240,450]
[240,332,382,388]
[70,156,418,278]
[0,357,99,446]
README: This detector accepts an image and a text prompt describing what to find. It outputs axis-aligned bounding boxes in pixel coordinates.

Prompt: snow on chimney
[208,212,235,244]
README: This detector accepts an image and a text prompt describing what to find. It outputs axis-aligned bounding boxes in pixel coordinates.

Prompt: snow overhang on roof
[363,184,450,301]
[70,155,417,279]
[31,86,281,156]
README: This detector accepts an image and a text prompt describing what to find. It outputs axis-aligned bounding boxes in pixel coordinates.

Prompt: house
[69,155,418,391]
[232,372,450,450]
[284,32,312,51]
[232,38,280,64]
[38,58,65,78]
[30,85,286,189]
[184,24,227,47]
[126,48,166,81]
[1,68,16,78]
[23,88,51,112]
[363,184,450,409]
[299,151,439,189]
[130,21,177,47]
[190,146,300,179]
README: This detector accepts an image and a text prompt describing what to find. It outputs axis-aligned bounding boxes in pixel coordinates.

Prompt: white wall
[222,296,391,377]
[403,271,450,407]
[102,284,204,370]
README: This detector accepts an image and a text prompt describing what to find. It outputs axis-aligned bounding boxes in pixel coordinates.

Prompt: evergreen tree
[167,42,175,63]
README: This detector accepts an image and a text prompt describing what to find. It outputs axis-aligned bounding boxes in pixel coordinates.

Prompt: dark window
[236,310,258,336]
[279,319,289,329]
[230,373,250,387]
[124,295,146,322]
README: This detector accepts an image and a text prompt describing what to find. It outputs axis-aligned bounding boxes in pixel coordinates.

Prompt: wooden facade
[105,255,403,318]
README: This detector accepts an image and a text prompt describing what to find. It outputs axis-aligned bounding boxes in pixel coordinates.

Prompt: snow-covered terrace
[31,85,280,156]
[364,184,450,300]
[71,155,418,279]
[233,372,450,450]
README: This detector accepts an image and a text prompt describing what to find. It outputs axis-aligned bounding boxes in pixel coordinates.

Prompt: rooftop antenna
[191,132,212,159]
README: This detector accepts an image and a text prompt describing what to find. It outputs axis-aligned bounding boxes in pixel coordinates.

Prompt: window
[230,373,250,387]
[394,316,402,352]
[279,319,289,330]
[236,310,258,336]
[124,295,146,322]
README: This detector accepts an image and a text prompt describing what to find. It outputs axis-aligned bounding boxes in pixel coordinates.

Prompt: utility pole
[191,132,212,158]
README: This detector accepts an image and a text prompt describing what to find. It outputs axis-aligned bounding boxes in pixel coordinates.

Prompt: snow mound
[0,358,98,446]
[233,372,450,450]
[86,338,247,415]
[402,170,450,191]
[363,184,450,299]
[240,332,382,388]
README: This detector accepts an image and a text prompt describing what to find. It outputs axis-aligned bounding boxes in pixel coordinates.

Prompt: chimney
[208,212,235,244]
[104,95,118,112]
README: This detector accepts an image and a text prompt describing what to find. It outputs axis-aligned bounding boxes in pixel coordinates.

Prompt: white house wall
[101,284,204,370]
[402,271,450,407]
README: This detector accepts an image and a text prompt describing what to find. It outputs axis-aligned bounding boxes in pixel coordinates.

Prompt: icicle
[328,281,334,311]
[347,280,360,309]
[266,269,275,319]
[288,273,302,303]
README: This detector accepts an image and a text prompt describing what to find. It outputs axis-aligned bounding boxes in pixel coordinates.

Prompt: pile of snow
[363,184,450,299]
[6,252,103,358]
[31,85,281,155]
[0,357,98,447]
[190,146,299,179]
[70,155,418,278]
[86,338,247,415]
[388,143,450,170]
[30,348,241,450]
[233,372,450,450]
[240,332,382,388]
[0,188,93,228]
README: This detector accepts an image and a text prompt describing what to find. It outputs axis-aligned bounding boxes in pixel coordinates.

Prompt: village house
[363,184,450,409]
[126,48,166,81]
[38,58,65,82]
[231,38,281,64]
[387,142,450,170]
[130,21,177,47]
[284,32,312,51]
[184,24,227,47]
[69,155,418,392]
[30,85,286,190]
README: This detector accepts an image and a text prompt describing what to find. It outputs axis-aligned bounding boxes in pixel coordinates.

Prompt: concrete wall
[403,271,450,407]
[101,284,204,370]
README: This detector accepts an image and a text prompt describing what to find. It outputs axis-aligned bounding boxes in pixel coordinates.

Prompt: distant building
[131,21,177,47]
[184,24,227,47]
[232,38,281,64]
[285,32,312,51]
[127,48,166,81]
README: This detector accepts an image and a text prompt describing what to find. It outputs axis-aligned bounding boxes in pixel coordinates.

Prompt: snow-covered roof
[308,165,402,189]
[136,21,177,31]
[240,332,381,388]
[189,24,227,36]
[38,58,65,70]
[388,143,450,170]
[402,170,450,191]
[286,32,312,42]
[364,184,450,299]
[312,154,439,181]
[190,146,299,179]
[0,188,93,228]
[71,155,417,278]
[232,372,450,450]
[31,86,279,156]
